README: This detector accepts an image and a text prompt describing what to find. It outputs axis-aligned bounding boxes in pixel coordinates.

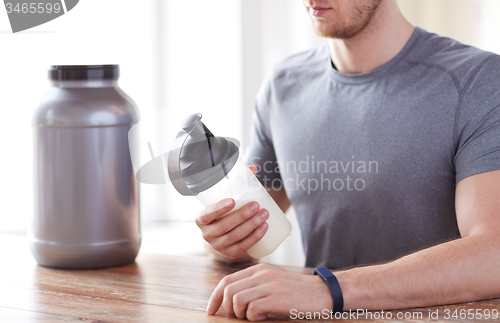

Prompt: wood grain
[0,234,498,323]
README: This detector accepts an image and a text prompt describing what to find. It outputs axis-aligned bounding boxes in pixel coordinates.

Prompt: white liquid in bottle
[196,156,292,259]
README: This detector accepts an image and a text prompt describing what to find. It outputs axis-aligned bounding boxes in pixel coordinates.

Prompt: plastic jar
[30,65,141,269]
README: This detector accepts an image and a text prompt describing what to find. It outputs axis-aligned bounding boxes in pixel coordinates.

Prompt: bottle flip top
[167,113,240,196]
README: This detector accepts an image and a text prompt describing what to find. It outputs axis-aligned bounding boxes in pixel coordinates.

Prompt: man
[195,0,500,321]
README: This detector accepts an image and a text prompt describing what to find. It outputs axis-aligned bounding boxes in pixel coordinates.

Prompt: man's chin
[312,26,340,39]
[311,22,333,38]
[311,22,364,39]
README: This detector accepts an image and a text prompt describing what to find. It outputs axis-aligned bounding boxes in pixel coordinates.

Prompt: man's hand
[206,263,333,321]
[195,166,269,259]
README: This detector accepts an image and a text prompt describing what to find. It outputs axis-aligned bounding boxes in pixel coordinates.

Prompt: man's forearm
[336,233,500,310]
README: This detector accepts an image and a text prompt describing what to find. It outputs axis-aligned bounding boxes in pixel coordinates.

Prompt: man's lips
[309,6,332,17]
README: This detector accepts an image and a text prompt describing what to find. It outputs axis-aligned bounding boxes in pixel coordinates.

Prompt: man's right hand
[195,198,269,259]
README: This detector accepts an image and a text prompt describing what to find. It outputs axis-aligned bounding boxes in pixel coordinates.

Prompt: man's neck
[328,1,414,74]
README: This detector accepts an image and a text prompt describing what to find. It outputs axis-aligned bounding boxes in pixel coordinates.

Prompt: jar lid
[49,65,119,81]
[165,113,239,196]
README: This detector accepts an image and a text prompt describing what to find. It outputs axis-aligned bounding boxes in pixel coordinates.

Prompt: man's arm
[200,166,291,264]
[206,170,500,320]
[336,169,500,310]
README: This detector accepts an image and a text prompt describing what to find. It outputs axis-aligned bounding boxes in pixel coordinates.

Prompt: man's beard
[311,0,383,39]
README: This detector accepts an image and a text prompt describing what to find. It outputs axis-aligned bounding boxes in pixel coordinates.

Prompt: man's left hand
[206,263,333,321]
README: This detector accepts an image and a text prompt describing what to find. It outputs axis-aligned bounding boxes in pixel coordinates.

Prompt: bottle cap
[167,113,239,196]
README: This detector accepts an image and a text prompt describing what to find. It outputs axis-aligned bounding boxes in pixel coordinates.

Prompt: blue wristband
[314,266,344,313]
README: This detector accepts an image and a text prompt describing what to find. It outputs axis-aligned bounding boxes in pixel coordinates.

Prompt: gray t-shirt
[245,27,500,269]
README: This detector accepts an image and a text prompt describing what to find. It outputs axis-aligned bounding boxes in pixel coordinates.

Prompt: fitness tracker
[314,266,344,313]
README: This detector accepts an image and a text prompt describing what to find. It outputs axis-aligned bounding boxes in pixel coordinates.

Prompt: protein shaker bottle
[30,65,141,269]
[168,113,291,259]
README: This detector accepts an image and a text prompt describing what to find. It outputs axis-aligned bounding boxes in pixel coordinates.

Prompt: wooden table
[1,234,499,322]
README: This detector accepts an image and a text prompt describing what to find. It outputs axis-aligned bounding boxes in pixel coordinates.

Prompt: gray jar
[30,65,141,269]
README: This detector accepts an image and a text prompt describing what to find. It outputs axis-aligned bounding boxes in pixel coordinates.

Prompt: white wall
[397,0,500,55]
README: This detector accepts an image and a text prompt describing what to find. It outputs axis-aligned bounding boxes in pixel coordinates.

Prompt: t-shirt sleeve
[244,74,283,188]
[454,54,500,183]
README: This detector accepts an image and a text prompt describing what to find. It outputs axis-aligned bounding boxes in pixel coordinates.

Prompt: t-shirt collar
[326,26,424,84]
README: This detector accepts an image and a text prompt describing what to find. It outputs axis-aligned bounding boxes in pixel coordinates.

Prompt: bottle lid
[167,113,239,196]
[49,65,119,81]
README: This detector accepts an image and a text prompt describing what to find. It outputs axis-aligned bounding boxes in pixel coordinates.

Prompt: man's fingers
[197,198,235,226]
[207,264,266,315]
[223,223,268,257]
[221,276,261,317]
[216,209,269,249]
[246,297,273,321]
[204,202,260,239]
[249,165,258,175]
[232,286,268,319]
